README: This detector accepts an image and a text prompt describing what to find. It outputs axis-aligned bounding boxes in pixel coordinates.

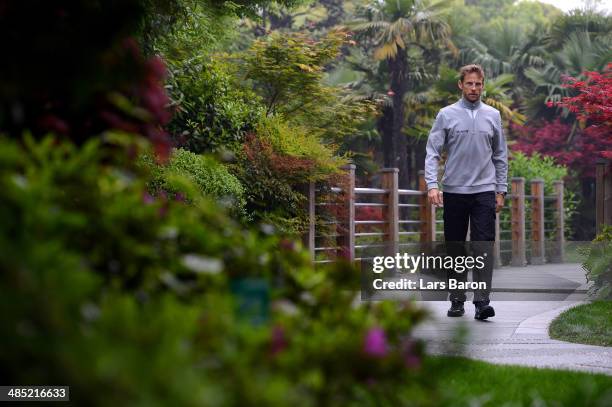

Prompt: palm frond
[348,20,391,34]
[484,98,525,125]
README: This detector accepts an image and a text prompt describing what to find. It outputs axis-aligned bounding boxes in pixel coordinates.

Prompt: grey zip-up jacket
[425,97,508,194]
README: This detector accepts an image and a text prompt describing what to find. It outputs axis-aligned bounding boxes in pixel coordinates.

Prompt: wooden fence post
[530,178,545,265]
[418,170,436,243]
[381,168,399,257]
[550,180,565,263]
[511,177,526,266]
[596,159,612,234]
[336,164,355,261]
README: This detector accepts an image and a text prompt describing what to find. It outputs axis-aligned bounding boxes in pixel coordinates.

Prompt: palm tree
[348,0,454,188]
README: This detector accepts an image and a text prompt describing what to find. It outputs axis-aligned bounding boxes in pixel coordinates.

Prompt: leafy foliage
[557,63,612,137]
[256,115,348,177]
[0,134,436,405]
[231,133,318,236]
[242,30,343,116]
[240,29,375,141]
[349,0,455,61]
[511,119,612,178]
[548,8,612,50]
[508,152,568,194]
[524,31,612,107]
[165,57,263,153]
[508,151,577,240]
[141,148,247,215]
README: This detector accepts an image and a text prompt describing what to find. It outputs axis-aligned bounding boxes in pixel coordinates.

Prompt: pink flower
[363,327,388,357]
[387,90,395,97]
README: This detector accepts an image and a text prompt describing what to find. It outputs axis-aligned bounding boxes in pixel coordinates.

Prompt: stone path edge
[512,300,588,338]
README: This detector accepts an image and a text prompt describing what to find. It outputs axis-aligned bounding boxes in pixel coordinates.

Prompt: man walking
[424,64,508,320]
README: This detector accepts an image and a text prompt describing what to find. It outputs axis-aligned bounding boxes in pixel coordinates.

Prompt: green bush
[256,115,348,178]
[166,57,263,153]
[230,116,350,236]
[0,134,437,406]
[508,151,577,241]
[230,134,310,236]
[141,147,246,216]
[580,226,612,299]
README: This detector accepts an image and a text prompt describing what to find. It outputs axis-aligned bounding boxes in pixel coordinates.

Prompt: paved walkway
[412,263,612,375]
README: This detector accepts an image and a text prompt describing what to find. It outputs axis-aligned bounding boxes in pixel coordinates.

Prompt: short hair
[459,64,485,82]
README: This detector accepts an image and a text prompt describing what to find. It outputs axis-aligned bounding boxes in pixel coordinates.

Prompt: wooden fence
[596,158,612,234]
[304,165,566,267]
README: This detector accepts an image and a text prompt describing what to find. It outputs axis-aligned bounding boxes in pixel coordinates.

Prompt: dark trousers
[443,191,495,303]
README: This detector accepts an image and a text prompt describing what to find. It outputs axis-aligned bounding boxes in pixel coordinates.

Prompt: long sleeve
[425,111,446,190]
[492,112,508,193]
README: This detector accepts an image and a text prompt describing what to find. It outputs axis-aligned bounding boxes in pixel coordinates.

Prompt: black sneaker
[474,301,495,320]
[447,301,465,317]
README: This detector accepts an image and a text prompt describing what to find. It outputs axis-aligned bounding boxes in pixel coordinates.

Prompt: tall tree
[349,0,454,187]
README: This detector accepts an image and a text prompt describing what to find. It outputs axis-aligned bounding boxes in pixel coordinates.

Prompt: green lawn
[549,301,612,346]
[426,356,612,406]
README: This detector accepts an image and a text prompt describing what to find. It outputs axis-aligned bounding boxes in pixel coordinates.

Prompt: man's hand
[428,188,443,207]
[496,193,505,213]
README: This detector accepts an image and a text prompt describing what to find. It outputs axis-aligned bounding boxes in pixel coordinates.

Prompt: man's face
[458,72,484,103]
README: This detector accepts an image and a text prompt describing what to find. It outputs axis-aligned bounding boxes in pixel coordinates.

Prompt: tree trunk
[415,139,427,190]
[389,48,410,189]
[377,106,394,168]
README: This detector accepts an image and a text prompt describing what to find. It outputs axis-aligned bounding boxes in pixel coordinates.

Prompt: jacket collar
[459,97,482,110]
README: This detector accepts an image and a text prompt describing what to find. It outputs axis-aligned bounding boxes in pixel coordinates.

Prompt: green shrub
[230,116,350,236]
[166,57,263,153]
[256,115,348,179]
[508,151,578,240]
[0,134,436,406]
[509,152,568,192]
[580,226,612,299]
[141,147,246,216]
